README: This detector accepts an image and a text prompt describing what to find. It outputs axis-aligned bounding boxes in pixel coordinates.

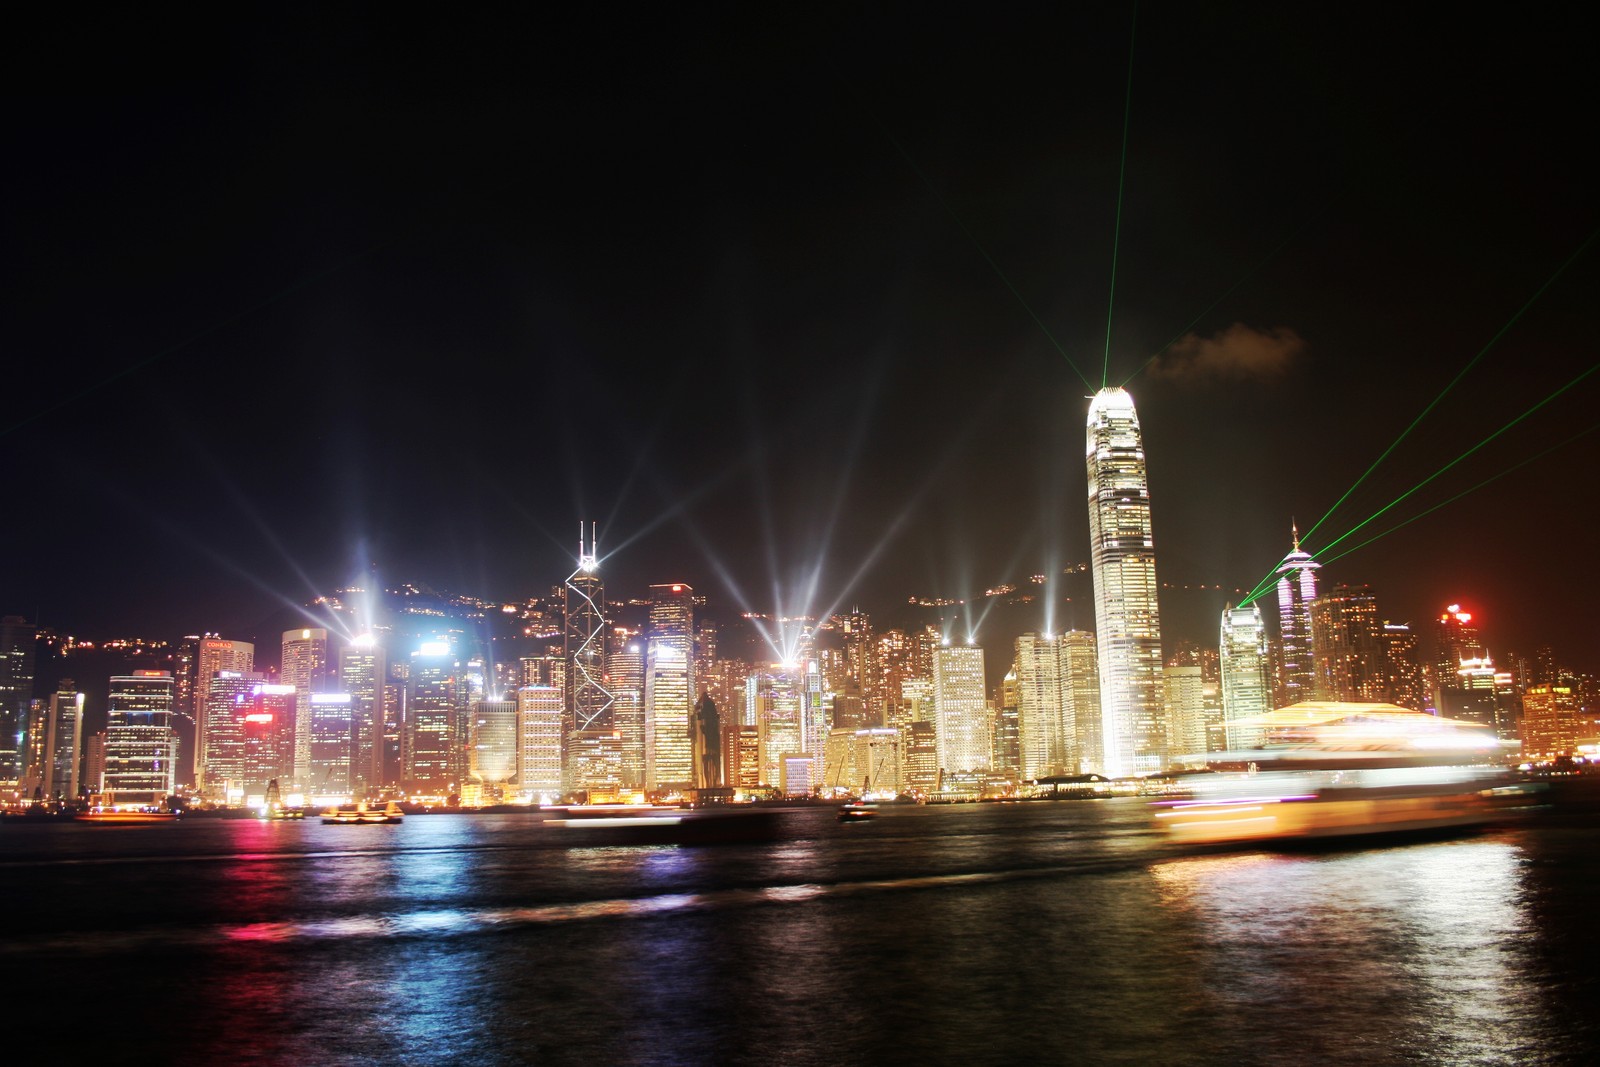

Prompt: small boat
[320,801,404,824]
[260,780,305,820]
[75,806,180,823]
[543,804,782,846]
[837,801,877,822]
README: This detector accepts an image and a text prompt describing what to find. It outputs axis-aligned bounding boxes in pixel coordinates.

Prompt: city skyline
[5,8,1596,674]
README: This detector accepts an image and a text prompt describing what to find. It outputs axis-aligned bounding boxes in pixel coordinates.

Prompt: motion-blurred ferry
[320,800,405,824]
[1155,702,1523,844]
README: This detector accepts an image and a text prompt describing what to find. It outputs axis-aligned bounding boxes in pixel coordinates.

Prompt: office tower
[1521,683,1578,760]
[609,643,645,787]
[103,670,177,804]
[203,671,262,798]
[994,668,1020,777]
[842,609,880,721]
[405,643,458,794]
[1085,387,1166,775]
[340,636,387,798]
[469,697,517,794]
[823,727,902,795]
[1273,527,1320,705]
[171,635,201,783]
[307,693,355,796]
[240,683,297,799]
[932,643,989,773]
[749,670,802,789]
[1380,623,1425,711]
[516,684,564,799]
[644,584,694,791]
[1432,603,1486,714]
[281,628,330,786]
[902,720,938,795]
[193,637,254,790]
[1310,583,1384,702]
[1444,654,1500,731]
[877,628,916,712]
[723,725,760,790]
[1061,630,1102,774]
[564,524,612,733]
[1163,665,1206,763]
[38,680,84,799]
[1014,633,1068,779]
[0,615,38,786]
[1220,605,1271,750]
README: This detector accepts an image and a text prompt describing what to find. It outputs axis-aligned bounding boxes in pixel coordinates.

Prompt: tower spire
[1291,519,1300,553]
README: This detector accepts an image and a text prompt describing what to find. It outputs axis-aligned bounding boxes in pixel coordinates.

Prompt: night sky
[6,7,1597,670]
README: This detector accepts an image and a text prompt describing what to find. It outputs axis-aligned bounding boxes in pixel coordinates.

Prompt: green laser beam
[878,126,1094,390]
[1312,360,1600,558]
[1118,192,1339,389]
[1102,0,1139,389]
[1317,422,1600,569]
[0,243,384,440]
[1299,224,1600,545]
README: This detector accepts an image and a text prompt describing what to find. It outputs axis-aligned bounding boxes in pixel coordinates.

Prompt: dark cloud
[1151,323,1306,382]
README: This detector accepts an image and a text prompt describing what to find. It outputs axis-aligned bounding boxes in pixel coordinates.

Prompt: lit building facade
[405,645,459,794]
[307,692,355,796]
[1085,387,1166,775]
[40,681,84,799]
[202,671,262,798]
[644,584,695,791]
[1522,683,1578,760]
[339,637,387,797]
[103,671,177,804]
[281,628,330,786]
[1220,605,1271,750]
[564,525,612,736]
[1273,529,1320,705]
[1310,583,1383,703]
[240,683,297,799]
[1163,665,1207,764]
[193,637,254,790]
[932,644,989,773]
[1061,630,1102,773]
[516,684,564,799]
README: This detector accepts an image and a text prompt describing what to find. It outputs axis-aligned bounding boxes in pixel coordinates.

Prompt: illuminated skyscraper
[1273,527,1320,705]
[0,615,38,786]
[1521,683,1579,760]
[1163,665,1206,763]
[1310,583,1383,702]
[240,683,297,799]
[307,692,355,795]
[932,643,989,773]
[469,697,518,793]
[203,670,262,797]
[103,670,177,804]
[38,680,84,800]
[404,643,458,794]
[281,628,330,786]
[194,637,254,790]
[1379,622,1425,711]
[1061,630,1102,773]
[609,644,645,787]
[644,584,695,791]
[339,636,386,798]
[1014,633,1067,779]
[564,524,612,734]
[1220,605,1271,750]
[1085,388,1165,775]
[516,684,564,800]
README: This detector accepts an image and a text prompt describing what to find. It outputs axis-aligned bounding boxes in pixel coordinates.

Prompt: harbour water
[3,800,1596,1065]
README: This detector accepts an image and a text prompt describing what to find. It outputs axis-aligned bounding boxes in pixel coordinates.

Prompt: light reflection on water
[2,808,1594,1066]
[1150,839,1550,1065]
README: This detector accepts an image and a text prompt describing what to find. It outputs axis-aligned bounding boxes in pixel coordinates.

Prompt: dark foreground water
[3,800,1597,1066]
